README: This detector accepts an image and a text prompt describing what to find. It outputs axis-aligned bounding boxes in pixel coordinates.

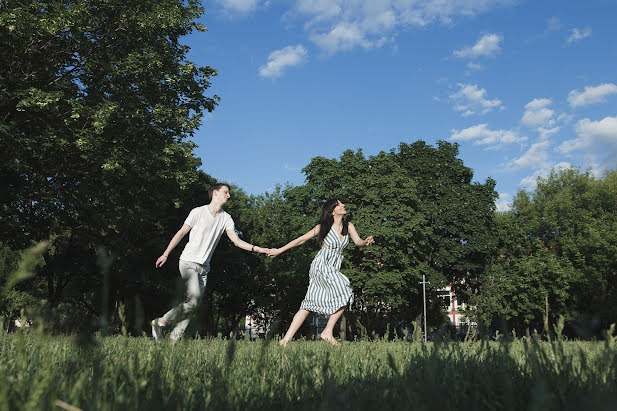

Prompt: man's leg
[160,260,207,341]
[166,261,208,341]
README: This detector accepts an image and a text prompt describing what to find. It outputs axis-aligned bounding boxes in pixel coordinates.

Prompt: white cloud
[289,1,515,54]
[495,192,512,212]
[558,115,617,169]
[521,98,555,128]
[450,124,525,146]
[466,62,484,71]
[525,98,551,111]
[449,83,503,116]
[567,27,592,44]
[577,116,617,141]
[567,83,617,108]
[399,0,515,25]
[538,126,560,140]
[519,171,541,189]
[554,161,575,171]
[362,8,397,33]
[520,162,574,190]
[511,140,550,169]
[217,0,261,14]
[453,33,502,58]
[310,22,372,53]
[557,113,574,124]
[258,45,308,78]
[295,0,341,21]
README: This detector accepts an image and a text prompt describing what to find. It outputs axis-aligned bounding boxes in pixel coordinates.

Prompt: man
[151,183,269,341]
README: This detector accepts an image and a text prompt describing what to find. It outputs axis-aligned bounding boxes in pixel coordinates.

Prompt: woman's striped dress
[300,227,354,315]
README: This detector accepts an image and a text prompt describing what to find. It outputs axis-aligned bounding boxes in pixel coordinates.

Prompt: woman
[268,199,374,346]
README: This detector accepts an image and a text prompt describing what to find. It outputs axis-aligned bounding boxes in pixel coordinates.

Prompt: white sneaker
[151,318,163,341]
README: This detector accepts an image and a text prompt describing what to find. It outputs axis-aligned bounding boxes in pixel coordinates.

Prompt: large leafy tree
[474,169,617,334]
[0,0,218,329]
[258,142,496,338]
[393,141,498,306]
[302,150,427,334]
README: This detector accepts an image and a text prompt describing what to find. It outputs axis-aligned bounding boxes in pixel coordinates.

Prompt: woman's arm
[268,225,320,257]
[348,222,375,247]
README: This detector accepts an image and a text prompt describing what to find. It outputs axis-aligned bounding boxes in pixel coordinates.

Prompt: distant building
[437,284,475,331]
[245,314,267,340]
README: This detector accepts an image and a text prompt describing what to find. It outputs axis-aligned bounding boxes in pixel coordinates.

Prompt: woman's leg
[320,306,345,345]
[280,309,310,346]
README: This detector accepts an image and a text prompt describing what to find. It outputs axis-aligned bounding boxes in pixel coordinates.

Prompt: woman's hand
[364,236,375,246]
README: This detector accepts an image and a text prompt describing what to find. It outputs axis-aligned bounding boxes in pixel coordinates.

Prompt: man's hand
[155,255,168,268]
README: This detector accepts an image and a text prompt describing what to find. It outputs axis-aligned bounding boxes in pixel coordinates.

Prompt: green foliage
[1,334,616,410]
[394,141,498,303]
[2,1,613,339]
[0,242,49,331]
[475,169,617,333]
[258,142,496,337]
[1,0,218,330]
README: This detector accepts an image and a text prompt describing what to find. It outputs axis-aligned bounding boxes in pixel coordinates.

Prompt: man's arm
[155,224,192,268]
[225,229,269,254]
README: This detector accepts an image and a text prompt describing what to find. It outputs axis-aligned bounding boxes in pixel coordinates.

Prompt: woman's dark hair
[317,199,348,244]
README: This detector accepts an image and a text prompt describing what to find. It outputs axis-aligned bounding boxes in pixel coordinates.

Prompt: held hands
[266,248,283,258]
[252,246,273,255]
[364,236,375,246]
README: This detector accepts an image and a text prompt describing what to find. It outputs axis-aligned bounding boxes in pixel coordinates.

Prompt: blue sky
[184,0,617,211]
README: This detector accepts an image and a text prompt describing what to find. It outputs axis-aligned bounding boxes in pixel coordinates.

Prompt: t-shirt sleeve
[225,214,235,231]
[184,208,199,228]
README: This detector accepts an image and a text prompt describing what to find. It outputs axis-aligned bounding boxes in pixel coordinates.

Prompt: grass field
[1,329,616,410]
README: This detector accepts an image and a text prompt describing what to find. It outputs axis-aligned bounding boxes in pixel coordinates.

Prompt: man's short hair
[208,183,231,200]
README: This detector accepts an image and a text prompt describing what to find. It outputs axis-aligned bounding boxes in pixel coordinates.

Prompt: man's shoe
[151,318,163,341]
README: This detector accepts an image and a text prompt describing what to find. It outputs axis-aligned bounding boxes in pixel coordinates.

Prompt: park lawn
[1,332,616,410]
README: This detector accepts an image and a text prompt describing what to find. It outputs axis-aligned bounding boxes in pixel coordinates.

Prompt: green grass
[1,331,616,410]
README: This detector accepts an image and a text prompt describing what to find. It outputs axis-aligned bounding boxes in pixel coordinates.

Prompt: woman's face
[332,200,347,216]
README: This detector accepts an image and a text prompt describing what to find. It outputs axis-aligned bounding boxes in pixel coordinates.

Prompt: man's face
[214,186,231,204]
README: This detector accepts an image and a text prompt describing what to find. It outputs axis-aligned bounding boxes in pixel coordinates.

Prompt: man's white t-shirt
[179,205,235,266]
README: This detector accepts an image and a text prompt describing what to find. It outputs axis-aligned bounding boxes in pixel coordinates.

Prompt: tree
[474,168,617,334]
[0,0,218,330]
[393,141,498,308]
[257,142,496,338]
